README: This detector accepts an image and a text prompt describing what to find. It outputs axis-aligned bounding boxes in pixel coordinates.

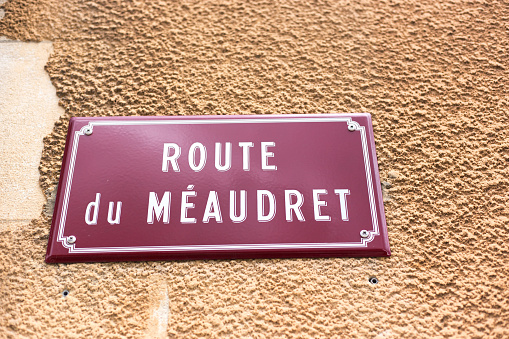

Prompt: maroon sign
[45,114,390,263]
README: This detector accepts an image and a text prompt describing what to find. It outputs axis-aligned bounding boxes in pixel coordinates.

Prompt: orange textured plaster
[0,0,508,337]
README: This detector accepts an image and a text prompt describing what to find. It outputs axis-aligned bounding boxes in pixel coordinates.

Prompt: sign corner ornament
[45,114,390,263]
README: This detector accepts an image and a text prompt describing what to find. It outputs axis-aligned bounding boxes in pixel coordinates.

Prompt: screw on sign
[66,235,76,244]
[45,114,390,263]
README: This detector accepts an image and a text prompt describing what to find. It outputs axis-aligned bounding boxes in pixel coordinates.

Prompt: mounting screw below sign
[360,230,369,238]
[66,235,76,244]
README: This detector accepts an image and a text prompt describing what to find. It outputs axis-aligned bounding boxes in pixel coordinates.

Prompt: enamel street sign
[45,114,390,263]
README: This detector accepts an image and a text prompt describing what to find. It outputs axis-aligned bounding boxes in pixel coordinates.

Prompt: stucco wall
[0,0,508,337]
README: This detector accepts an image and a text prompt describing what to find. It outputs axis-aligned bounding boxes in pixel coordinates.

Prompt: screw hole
[62,290,69,297]
[369,277,378,285]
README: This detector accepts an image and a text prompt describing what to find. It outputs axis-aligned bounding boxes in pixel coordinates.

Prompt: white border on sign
[57,117,380,254]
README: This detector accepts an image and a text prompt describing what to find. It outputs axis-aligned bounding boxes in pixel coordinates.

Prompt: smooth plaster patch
[0,40,64,230]
[153,286,170,338]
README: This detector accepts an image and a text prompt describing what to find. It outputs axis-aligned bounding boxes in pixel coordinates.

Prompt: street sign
[46,114,390,263]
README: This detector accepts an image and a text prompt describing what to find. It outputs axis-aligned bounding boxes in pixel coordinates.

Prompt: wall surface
[0,40,64,232]
[0,0,508,338]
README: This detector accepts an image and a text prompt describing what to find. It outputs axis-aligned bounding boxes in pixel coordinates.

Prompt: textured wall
[1,0,508,337]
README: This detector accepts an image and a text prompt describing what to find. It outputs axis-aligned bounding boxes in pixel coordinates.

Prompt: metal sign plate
[46,114,390,263]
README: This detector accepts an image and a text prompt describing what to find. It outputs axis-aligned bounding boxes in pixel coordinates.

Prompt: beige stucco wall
[1,0,508,337]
